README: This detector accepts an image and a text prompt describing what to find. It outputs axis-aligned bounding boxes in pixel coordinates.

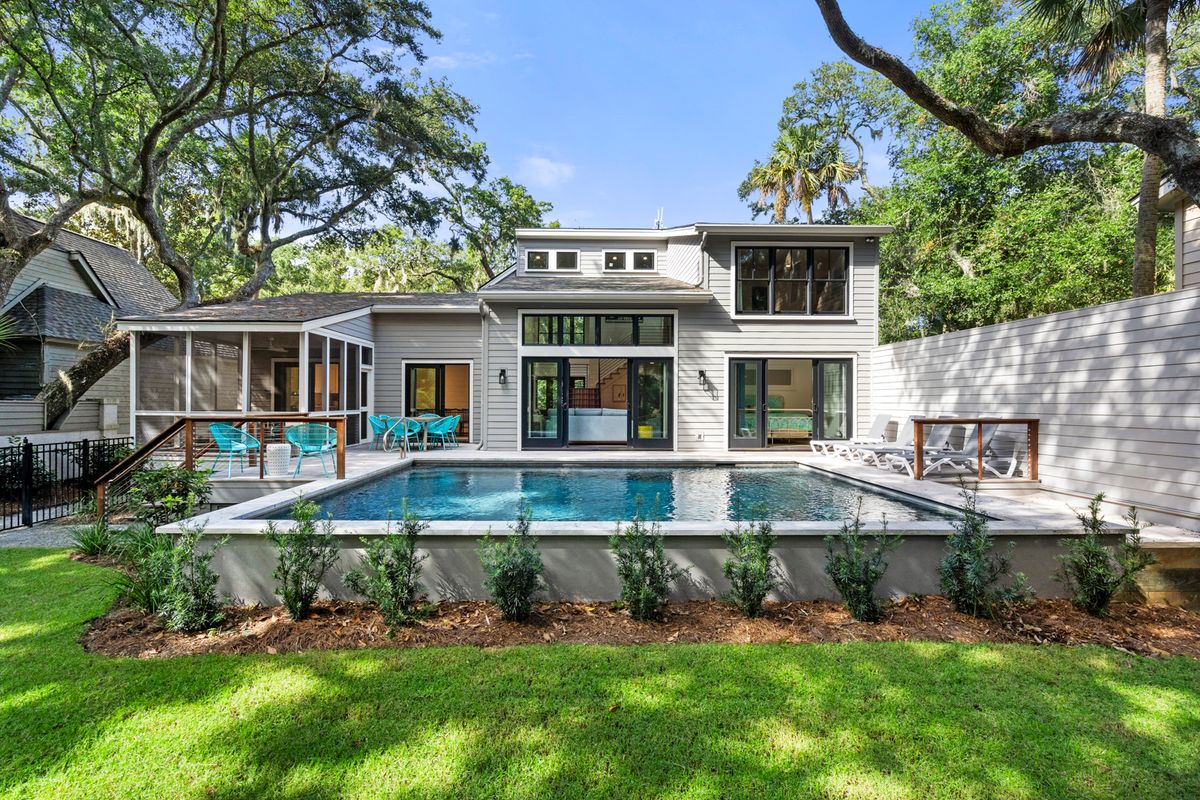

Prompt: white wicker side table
[265,443,292,476]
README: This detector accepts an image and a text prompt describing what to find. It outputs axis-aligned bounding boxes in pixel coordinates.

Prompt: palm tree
[739,125,859,223]
[1021,0,1198,296]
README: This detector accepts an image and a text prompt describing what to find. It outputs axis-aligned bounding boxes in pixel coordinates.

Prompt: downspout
[478,300,489,450]
[698,231,709,288]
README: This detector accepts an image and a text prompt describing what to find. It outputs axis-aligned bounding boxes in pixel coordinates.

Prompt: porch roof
[117,291,480,330]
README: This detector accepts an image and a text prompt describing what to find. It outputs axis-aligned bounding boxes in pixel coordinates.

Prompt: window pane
[814,248,847,280]
[555,251,577,270]
[137,333,187,411]
[736,247,770,313]
[635,315,673,345]
[814,281,847,314]
[308,334,325,412]
[328,339,343,411]
[599,315,634,345]
[633,252,655,270]
[522,315,558,345]
[347,344,359,411]
[634,360,669,440]
[361,347,373,367]
[250,333,301,412]
[604,252,626,271]
[190,332,243,412]
[527,250,549,270]
[774,247,808,314]
[562,315,595,345]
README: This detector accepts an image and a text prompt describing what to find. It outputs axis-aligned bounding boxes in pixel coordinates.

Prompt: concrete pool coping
[167,450,1083,538]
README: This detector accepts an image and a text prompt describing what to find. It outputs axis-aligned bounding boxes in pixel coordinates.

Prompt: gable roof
[11,214,176,314]
[5,285,118,342]
[118,291,480,327]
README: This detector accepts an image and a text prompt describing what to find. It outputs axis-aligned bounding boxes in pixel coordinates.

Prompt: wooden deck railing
[94,414,348,519]
[912,417,1039,481]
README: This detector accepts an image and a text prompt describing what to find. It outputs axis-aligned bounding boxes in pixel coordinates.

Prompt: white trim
[367,304,479,315]
[184,332,193,414]
[299,333,310,414]
[308,326,374,349]
[65,251,120,307]
[128,331,138,440]
[481,290,710,303]
[728,240,857,322]
[601,249,658,273]
[721,352,859,449]
[513,223,893,240]
[1176,204,1186,290]
[398,358,476,444]
[522,248,581,273]
[298,307,372,331]
[517,226,696,241]
[241,332,251,413]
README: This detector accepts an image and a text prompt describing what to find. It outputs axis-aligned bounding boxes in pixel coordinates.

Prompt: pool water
[269,464,954,522]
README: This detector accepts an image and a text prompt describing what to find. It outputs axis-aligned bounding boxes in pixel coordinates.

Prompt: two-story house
[116,222,890,451]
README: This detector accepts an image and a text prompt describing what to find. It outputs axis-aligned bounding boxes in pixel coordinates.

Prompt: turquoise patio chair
[209,423,260,478]
[368,415,395,451]
[444,414,462,448]
[286,423,338,477]
[400,417,424,451]
[425,416,456,450]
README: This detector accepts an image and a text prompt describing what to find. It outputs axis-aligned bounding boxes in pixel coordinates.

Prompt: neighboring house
[1158,181,1199,291]
[1,215,176,439]
[115,222,890,451]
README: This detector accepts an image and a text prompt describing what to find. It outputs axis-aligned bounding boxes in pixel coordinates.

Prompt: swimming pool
[265,464,955,522]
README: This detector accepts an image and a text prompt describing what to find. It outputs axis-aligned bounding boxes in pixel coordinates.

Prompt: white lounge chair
[889,423,998,478]
[860,421,955,469]
[811,413,891,456]
[851,416,920,466]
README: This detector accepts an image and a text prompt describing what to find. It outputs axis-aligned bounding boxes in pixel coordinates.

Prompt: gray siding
[4,247,101,305]
[0,340,43,398]
[1180,201,1200,290]
[484,304,520,449]
[373,313,482,443]
[664,235,702,284]
[871,285,1200,520]
[518,238,670,278]
[322,313,374,342]
[0,400,45,434]
[44,341,131,433]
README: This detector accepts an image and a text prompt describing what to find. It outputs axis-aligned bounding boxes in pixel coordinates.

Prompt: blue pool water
[267,464,954,522]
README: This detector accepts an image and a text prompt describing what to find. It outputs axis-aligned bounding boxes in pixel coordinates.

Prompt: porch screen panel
[308,335,326,412]
[249,334,300,412]
[328,339,343,411]
[190,332,243,412]
[137,333,187,411]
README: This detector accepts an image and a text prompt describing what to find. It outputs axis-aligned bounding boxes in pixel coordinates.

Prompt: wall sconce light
[865,236,876,243]
[498,368,507,385]
[698,370,706,386]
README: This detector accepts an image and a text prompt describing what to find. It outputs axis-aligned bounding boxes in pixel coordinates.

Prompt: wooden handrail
[95,413,349,519]
[911,417,1039,482]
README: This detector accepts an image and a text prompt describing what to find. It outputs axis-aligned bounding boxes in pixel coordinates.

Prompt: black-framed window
[604,252,626,271]
[633,251,655,270]
[521,314,674,346]
[735,246,849,316]
[526,250,578,271]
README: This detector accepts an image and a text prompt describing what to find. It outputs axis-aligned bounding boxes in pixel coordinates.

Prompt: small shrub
[1057,494,1156,616]
[80,441,133,482]
[129,465,213,526]
[0,438,55,501]
[824,499,903,622]
[161,525,229,632]
[70,520,117,556]
[111,523,174,614]
[721,511,778,618]
[609,502,686,622]
[345,507,430,630]
[938,486,1032,618]
[266,499,340,620]
[477,503,545,621]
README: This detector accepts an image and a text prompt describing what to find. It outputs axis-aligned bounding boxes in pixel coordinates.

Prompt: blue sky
[424,0,934,228]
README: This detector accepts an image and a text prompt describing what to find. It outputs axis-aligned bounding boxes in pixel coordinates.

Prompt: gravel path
[0,521,76,548]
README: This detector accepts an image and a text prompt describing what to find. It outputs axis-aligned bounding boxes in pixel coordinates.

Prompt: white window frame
[524,248,581,272]
[728,240,855,322]
[602,249,658,272]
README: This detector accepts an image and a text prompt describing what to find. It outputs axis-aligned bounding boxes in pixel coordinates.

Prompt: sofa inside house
[568,407,628,443]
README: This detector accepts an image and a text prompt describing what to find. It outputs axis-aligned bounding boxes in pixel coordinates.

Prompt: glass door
[730,359,764,448]
[523,358,566,448]
[815,360,851,440]
[629,358,672,449]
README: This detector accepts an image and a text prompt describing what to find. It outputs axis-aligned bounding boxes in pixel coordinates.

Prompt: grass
[0,549,1198,799]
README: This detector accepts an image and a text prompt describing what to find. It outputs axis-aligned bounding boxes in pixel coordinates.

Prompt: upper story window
[526,250,579,271]
[604,251,656,271]
[522,314,674,346]
[735,246,848,316]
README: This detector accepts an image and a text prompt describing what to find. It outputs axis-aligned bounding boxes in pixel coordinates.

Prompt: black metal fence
[0,437,134,531]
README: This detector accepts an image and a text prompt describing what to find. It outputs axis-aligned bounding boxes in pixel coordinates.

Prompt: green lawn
[1,549,1198,800]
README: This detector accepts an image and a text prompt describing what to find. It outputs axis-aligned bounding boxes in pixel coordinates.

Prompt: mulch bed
[81,594,1200,660]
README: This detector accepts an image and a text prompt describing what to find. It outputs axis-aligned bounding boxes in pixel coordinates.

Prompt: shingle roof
[12,215,176,314]
[6,286,117,342]
[479,273,708,295]
[118,292,480,323]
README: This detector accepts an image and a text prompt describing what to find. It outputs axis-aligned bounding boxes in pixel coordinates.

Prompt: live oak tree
[814,0,1200,291]
[0,0,484,426]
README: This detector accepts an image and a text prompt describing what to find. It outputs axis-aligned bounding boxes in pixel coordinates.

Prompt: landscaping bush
[1058,494,1156,617]
[824,500,903,622]
[0,438,55,502]
[70,520,117,557]
[938,486,1031,618]
[721,511,778,618]
[265,499,340,620]
[345,506,430,630]
[129,464,213,526]
[111,523,174,614]
[161,524,228,632]
[477,503,545,621]
[610,503,686,622]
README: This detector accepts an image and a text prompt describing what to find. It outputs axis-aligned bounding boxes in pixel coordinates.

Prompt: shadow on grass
[1,549,1198,799]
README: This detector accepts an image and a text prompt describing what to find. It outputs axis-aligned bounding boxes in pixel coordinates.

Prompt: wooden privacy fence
[912,417,1039,481]
[94,414,348,520]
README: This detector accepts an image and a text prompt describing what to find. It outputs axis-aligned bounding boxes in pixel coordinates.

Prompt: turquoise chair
[425,416,456,449]
[367,415,393,450]
[286,423,338,477]
[445,414,462,448]
[400,418,424,451]
[209,423,260,477]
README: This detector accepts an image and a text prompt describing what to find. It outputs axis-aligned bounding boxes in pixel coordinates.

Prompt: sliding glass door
[729,358,852,448]
[405,363,471,439]
[523,359,566,448]
[630,358,672,449]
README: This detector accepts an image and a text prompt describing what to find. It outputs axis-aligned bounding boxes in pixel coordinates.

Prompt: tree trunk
[1133,0,1170,297]
[37,331,132,429]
